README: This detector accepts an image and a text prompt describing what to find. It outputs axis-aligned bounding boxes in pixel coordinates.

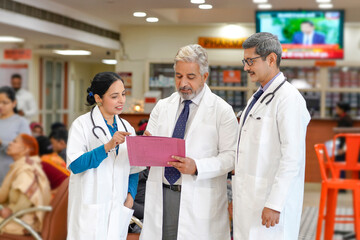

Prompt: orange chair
[331,133,360,179]
[314,143,360,240]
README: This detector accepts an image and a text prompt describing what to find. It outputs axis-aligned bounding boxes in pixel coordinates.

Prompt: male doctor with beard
[140,44,238,240]
[232,32,310,240]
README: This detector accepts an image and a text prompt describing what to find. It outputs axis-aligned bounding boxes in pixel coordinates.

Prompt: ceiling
[1,0,359,62]
[48,0,360,25]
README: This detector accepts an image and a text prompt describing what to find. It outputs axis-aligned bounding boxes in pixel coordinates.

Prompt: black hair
[36,136,54,156]
[49,127,68,144]
[337,101,350,113]
[51,122,66,131]
[301,21,314,27]
[86,72,124,106]
[0,86,18,113]
[0,86,16,102]
[11,73,22,80]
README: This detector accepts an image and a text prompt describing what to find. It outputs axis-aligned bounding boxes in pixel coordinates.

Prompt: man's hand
[143,130,152,136]
[168,156,197,175]
[124,193,134,209]
[261,207,280,228]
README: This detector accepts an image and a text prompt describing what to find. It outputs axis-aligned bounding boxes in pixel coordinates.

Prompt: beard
[177,85,204,100]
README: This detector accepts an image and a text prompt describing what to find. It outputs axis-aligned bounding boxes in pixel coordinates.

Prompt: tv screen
[255,10,345,59]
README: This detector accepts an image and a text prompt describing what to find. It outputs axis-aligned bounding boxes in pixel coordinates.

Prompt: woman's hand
[143,130,152,136]
[104,131,131,153]
[124,193,134,209]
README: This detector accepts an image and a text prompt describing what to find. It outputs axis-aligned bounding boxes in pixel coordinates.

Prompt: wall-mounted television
[255,10,345,59]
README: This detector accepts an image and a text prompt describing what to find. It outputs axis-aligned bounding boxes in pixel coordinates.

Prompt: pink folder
[126,136,186,167]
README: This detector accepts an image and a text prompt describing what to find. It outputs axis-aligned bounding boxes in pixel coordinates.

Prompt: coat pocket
[107,202,134,240]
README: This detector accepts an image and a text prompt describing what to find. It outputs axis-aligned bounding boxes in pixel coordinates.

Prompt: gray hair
[174,44,209,76]
[242,32,282,68]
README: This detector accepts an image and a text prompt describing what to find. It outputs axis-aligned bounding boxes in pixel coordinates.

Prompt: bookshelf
[147,62,360,119]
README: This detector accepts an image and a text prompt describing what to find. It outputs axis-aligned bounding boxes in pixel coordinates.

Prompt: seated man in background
[0,134,51,235]
[49,127,68,162]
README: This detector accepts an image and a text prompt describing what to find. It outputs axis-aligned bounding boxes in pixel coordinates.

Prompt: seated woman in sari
[0,134,51,235]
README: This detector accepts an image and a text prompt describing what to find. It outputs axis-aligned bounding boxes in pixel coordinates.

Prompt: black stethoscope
[259,79,287,105]
[90,106,128,139]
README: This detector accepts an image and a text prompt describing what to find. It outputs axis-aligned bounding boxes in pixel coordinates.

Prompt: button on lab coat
[66,106,143,240]
[233,73,310,240]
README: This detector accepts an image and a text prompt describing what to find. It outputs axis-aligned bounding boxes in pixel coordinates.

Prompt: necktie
[242,90,264,125]
[165,100,192,185]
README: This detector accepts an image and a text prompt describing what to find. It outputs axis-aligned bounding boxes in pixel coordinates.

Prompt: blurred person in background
[49,127,68,162]
[10,74,37,121]
[0,86,31,183]
[30,122,44,137]
[0,134,51,235]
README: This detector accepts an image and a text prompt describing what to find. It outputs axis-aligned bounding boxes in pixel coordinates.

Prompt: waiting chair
[314,143,360,240]
[0,177,69,240]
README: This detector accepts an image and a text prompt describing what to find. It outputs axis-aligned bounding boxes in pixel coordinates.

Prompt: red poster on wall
[4,49,32,60]
[223,70,241,83]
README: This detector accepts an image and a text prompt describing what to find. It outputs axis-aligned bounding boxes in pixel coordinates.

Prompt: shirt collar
[261,72,281,92]
[180,84,206,106]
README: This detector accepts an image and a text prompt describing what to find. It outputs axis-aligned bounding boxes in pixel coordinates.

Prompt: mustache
[179,86,193,91]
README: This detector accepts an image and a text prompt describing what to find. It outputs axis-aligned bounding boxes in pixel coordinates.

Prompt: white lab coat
[66,106,143,240]
[15,88,37,121]
[140,84,238,240]
[233,73,311,240]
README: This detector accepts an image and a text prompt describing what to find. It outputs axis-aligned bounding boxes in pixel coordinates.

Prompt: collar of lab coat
[166,84,215,138]
[250,72,285,115]
[92,105,113,144]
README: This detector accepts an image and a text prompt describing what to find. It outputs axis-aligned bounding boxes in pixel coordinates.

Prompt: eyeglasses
[242,56,262,66]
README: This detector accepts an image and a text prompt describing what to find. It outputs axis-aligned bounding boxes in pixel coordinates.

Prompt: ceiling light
[0,36,24,42]
[258,4,272,9]
[191,0,205,4]
[133,12,146,17]
[316,0,331,2]
[53,50,91,55]
[199,4,213,9]
[253,0,268,3]
[102,59,117,65]
[319,3,333,8]
[146,17,159,23]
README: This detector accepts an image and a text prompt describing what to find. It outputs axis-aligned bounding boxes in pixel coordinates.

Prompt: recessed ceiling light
[253,0,268,3]
[319,3,333,8]
[316,0,331,2]
[258,3,272,9]
[133,12,146,17]
[191,0,205,4]
[102,59,117,65]
[199,4,213,9]
[53,50,91,55]
[0,36,24,42]
[146,17,159,23]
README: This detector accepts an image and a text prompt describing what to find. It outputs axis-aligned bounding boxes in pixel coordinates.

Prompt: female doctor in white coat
[66,72,143,240]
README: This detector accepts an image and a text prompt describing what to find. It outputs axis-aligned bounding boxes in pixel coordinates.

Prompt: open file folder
[126,136,186,167]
